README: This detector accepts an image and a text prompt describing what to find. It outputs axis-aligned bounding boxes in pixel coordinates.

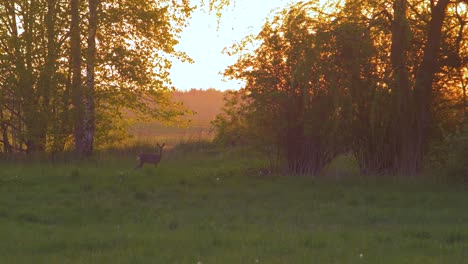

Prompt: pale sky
[170,0,299,91]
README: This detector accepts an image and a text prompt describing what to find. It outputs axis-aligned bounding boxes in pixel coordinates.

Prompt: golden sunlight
[170,0,336,91]
[459,1,467,12]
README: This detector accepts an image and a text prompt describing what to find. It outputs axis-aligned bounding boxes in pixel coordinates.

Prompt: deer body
[135,143,165,169]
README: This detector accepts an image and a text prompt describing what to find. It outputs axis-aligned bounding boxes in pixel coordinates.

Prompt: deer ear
[161,143,166,148]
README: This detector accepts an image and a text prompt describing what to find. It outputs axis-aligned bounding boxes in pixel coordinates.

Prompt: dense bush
[436,123,468,180]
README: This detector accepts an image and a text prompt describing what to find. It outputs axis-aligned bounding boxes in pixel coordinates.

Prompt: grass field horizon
[128,120,215,146]
[1,145,467,263]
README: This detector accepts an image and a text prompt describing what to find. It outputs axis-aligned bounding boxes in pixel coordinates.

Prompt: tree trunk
[0,111,12,154]
[71,0,84,155]
[390,0,413,174]
[411,0,450,173]
[83,0,99,156]
[8,1,45,153]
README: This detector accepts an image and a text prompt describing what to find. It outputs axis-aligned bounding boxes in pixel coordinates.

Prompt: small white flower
[359,253,363,258]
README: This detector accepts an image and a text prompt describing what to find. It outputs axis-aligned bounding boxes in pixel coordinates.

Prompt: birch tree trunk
[71,0,85,155]
[83,0,99,155]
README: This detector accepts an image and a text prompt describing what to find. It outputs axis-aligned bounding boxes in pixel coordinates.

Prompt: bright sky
[170,0,301,91]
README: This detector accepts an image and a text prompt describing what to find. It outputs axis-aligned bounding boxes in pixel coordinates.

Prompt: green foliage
[431,122,468,180]
[211,91,250,147]
[0,0,195,153]
[220,3,354,175]
[94,107,131,149]
[96,0,195,124]
[217,0,468,177]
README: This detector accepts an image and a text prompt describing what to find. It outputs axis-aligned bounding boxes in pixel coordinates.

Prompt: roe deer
[135,143,166,169]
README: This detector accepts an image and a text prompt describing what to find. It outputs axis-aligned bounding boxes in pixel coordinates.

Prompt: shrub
[431,122,468,180]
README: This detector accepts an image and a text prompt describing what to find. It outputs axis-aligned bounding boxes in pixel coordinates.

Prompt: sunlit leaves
[219,3,354,174]
[92,0,196,146]
[0,0,197,152]
[217,0,467,175]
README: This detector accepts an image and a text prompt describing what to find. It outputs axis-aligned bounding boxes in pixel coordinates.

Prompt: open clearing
[1,147,467,263]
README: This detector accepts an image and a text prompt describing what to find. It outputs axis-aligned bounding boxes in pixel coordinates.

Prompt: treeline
[213,0,467,176]
[0,0,193,156]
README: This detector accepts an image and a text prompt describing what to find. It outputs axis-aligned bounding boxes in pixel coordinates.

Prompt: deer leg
[135,161,143,169]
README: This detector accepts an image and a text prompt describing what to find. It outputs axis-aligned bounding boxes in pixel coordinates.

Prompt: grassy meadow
[1,145,468,263]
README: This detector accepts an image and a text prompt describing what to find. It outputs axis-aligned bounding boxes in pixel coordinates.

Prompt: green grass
[1,147,468,263]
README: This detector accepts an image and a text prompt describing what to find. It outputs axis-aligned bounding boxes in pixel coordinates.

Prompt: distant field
[125,88,224,146]
[128,120,214,146]
[1,147,467,263]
